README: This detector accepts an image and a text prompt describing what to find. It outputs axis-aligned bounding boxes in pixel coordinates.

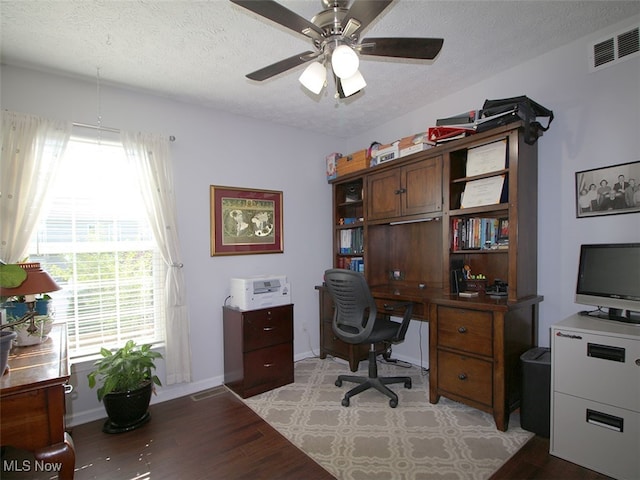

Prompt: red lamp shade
[0,263,61,298]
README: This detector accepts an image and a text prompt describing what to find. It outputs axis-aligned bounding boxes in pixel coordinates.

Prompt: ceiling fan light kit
[299,61,327,94]
[340,70,366,97]
[231,0,444,100]
[331,44,359,79]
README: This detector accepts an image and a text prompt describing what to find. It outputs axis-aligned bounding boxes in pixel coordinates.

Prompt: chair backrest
[324,269,379,345]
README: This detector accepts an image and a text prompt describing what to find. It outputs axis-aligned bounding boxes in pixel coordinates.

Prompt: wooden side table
[223,304,294,398]
[0,323,75,479]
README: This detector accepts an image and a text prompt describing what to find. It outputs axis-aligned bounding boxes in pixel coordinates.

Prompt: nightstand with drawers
[223,304,294,398]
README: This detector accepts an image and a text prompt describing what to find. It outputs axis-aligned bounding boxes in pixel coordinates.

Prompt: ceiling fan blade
[230,0,324,39]
[360,37,444,60]
[342,0,393,36]
[246,51,315,81]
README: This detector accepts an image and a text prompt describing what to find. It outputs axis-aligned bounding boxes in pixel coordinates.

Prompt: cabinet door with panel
[367,156,442,222]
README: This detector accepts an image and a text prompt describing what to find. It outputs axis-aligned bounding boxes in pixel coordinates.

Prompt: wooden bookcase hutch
[318,122,542,430]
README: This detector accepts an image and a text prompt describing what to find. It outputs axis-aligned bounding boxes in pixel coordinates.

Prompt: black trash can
[520,347,551,437]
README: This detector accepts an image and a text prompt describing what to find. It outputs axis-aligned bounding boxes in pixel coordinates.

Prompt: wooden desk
[0,323,75,479]
[372,286,542,431]
[317,283,542,430]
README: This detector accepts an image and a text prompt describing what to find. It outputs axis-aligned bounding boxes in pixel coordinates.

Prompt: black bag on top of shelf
[478,96,554,145]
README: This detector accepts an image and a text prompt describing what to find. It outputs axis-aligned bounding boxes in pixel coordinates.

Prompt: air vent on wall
[589,26,639,71]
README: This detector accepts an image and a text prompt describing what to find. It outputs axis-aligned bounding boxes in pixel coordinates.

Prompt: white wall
[346,15,640,359]
[2,14,639,425]
[0,65,341,425]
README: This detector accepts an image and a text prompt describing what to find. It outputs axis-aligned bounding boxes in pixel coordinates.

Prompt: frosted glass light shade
[299,61,326,94]
[331,45,359,79]
[341,70,366,97]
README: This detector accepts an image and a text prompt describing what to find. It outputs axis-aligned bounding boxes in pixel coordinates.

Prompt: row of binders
[339,227,364,255]
[451,217,509,251]
[335,256,364,272]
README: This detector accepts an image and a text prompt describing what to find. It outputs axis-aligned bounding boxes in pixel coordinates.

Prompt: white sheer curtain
[0,111,71,263]
[121,131,191,385]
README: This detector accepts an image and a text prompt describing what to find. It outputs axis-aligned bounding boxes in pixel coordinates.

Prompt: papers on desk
[461,175,505,209]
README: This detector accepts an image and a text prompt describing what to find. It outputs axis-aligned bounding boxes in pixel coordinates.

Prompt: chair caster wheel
[389,398,398,408]
[335,379,342,387]
[341,397,350,407]
[405,380,412,389]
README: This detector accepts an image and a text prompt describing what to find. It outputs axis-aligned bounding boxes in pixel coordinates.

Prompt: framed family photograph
[575,161,640,218]
[210,185,283,256]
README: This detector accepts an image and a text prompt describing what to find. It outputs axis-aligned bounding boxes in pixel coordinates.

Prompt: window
[28,136,165,358]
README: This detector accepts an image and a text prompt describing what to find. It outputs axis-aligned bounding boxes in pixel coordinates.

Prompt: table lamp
[0,262,61,335]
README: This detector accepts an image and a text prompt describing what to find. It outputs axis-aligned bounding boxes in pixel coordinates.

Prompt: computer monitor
[575,243,640,324]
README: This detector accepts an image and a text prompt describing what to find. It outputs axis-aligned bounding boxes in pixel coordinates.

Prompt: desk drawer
[244,343,294,393]
[552,392,640,480]
[437,350,493,406]
[437,306,492,356]
[375,298,424,319]
[243,305,293,351]
[552,327,639,411]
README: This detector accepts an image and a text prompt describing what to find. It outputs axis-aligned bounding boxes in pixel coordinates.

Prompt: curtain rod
[72,122,176,142]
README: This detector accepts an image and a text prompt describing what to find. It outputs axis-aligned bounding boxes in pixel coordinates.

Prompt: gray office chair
[324,269,414,408]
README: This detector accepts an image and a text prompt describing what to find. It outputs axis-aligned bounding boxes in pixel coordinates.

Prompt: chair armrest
[377,301,414,343]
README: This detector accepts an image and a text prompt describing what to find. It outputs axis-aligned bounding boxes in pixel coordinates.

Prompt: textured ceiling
[1,0,639,138]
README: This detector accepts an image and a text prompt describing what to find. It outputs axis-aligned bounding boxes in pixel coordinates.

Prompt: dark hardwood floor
[1,387,612,480]
[490,435,613,480]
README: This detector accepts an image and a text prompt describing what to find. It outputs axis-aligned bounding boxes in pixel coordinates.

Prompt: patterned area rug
[243,357,533,480]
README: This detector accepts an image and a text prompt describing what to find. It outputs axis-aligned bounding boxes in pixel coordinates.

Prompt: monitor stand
[601,308,640,325]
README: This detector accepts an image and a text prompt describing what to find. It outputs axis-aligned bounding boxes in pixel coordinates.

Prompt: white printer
[229,275,291,310]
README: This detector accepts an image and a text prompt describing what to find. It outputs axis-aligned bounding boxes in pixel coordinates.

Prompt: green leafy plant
[87,340,162,402]
[0,263,27,288]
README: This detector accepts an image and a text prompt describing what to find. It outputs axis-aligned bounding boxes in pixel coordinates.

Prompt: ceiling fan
[230,0,444,98]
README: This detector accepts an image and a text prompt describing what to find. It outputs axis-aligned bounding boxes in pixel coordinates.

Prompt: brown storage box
[337,149,368,177]
[399,132,429,150]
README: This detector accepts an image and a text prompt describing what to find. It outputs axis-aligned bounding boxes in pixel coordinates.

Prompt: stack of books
[451,217,508,251]
[428,107,519,145]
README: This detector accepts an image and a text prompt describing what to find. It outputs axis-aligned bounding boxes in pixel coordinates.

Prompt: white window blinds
[28,136,165,358]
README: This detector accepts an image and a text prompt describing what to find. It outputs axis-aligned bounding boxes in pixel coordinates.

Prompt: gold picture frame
[210,185,283,256]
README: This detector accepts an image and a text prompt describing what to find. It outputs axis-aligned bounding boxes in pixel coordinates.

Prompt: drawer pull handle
[458,373,467,381]
[263,326,274,331]
[64,384,74,394]
[394,188,406,195]
[264,363,275,368]
[586,409,623,432]
[458,326,467,334]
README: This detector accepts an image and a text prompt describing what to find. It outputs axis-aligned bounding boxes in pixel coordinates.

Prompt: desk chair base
[336,347,412,408]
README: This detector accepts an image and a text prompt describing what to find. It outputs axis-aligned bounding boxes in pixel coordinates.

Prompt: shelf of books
[334,179,365,272]
[451,216,509,252]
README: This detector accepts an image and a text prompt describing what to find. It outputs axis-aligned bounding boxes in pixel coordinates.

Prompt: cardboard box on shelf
[400,142,432,157]
[337,149,368,177]
[398,132,429,150]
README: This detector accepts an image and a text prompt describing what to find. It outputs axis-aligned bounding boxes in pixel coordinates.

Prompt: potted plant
[87,340,163,434]
[0,263,28,374]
